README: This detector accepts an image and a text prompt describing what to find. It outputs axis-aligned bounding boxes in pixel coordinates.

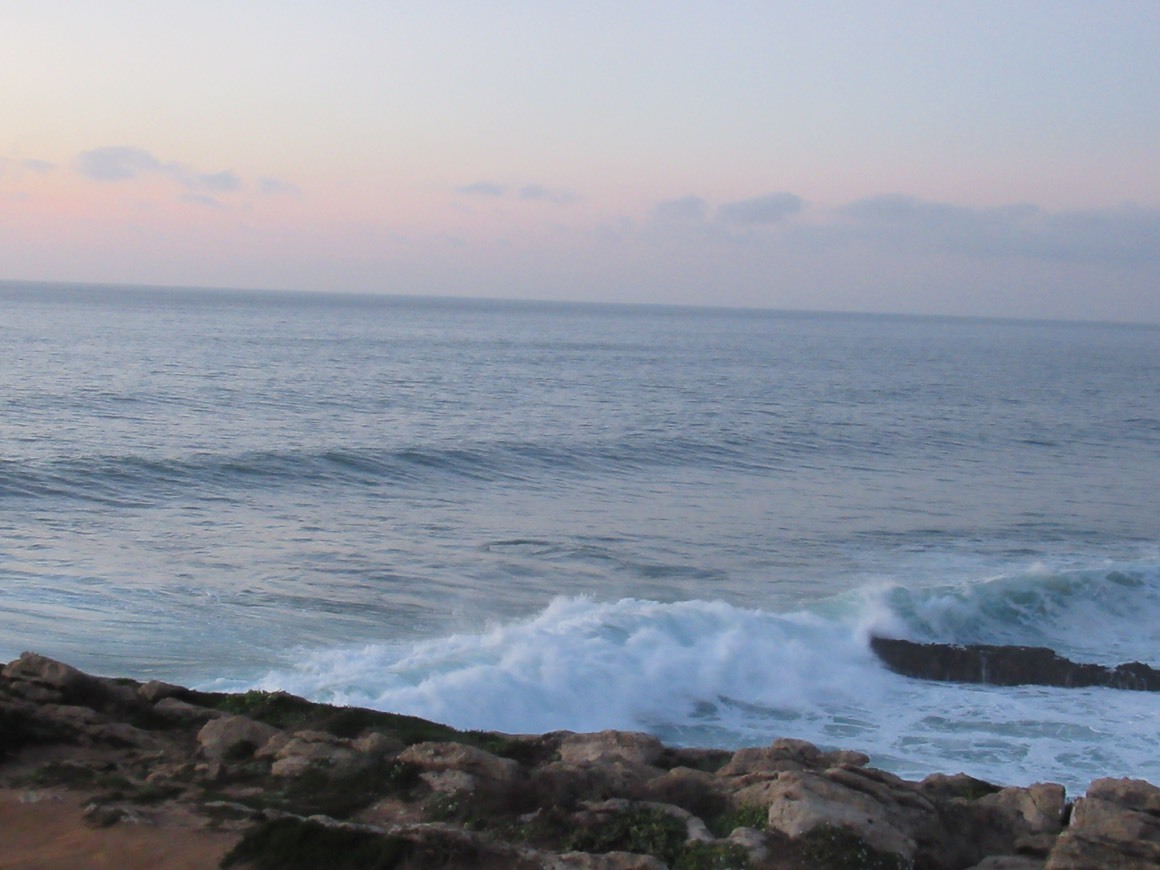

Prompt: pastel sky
[3,1,1159,322]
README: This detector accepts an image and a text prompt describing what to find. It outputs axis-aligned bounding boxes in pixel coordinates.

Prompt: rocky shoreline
[1,652,1157,869]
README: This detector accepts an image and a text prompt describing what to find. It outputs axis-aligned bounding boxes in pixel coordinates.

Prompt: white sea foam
[249,588,1160,794]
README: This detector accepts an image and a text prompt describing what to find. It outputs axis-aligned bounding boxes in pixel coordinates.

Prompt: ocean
[1,281,1157,794]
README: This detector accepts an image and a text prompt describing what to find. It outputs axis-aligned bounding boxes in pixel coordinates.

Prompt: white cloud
[455,181,578,204]
[456,181,507,197]
[716,192,803,225]
[75,146,244,194]
[519,184,578,205]
[651,194,709,222]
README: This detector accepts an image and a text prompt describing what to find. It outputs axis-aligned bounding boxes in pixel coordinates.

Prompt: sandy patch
[0,788,239,870]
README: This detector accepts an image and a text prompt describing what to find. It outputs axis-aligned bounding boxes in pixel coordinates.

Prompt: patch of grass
[18,761,102,788]
[798,825,911,870]
[466,732,555,766]
[198,689,478,748]
[220,818,408,870]
[708,804,767,837]
[565,806,688,864]
[675,840,752,869]
[203,691,319,730]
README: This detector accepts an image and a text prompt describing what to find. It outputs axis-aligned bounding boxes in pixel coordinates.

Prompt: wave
[231,564,1160,790]
[0,437,772,506]
[864,561,1160,664]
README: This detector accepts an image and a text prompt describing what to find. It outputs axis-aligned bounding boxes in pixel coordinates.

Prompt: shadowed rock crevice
[870,636,1160,690]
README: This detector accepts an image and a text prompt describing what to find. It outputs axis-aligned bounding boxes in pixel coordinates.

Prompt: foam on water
[239,566,1160,793]
[867,561,1160,663]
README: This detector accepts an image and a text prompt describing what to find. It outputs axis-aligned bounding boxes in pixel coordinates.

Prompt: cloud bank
[839,194,1160,265]
[455,181,577,205]
[76,146,241,192]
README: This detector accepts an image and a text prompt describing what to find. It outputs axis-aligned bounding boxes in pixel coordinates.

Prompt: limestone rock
[727,825,769,863]
[718,737,823,777]
[137,679,186,703]
[976,783,1067,836]
[151,697,224,725]
[632,766,725,820]
[196,714,280,760]
[1085,776,1160,815]
[398,741,520,784]
[3,653,142,713]
[764,769,919,860]
[558,730,664,767]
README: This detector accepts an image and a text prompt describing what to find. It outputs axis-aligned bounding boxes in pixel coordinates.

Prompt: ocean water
[1,281,1157,793]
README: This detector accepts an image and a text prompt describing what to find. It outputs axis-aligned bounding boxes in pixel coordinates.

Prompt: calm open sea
[2,281,1157,792]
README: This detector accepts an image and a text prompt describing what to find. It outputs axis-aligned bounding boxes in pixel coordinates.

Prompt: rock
[421,769,478,794]
[935,783,1068,867]
[870,636,1160,690]
[550,852,667,869]
[976,783,1067,836]
[352,731,400,757]
[4,652,100,694]
[919,772,1002,802]
[965,857,1045,869]
[258,730,369,778]
[534,759,663,803]
[398,741,520,785]
[764,769,921,860]
[632,766,726,821]
[727,825,769,863]
[196,714,280,761]
[1045,779,1160,869]
[138,680,187,703]
[558,731,664,767]
[1086,776,1160,814]
[3,653,142,714]
[151,697,224,725]
[9,652,1160,870]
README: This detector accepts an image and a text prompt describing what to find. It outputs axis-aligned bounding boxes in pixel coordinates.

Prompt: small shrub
[798,825,912,870]
[566,807,687,864]
[708,804,767,837]
[221,818,407,869]
[675,840,752,869]
[19,761,101,787]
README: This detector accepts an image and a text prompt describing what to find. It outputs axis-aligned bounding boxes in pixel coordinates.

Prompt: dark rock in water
[869,637,1160,691]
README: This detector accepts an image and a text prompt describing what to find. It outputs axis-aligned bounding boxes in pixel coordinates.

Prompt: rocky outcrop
[2,651,1158,869]
[870,636,1160,690]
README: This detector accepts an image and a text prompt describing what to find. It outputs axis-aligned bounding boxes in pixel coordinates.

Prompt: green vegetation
[220,818,408,870]
[198,688,540,758]
[675,840,752,869]
[565,806,688,864]
[798,824,912,870]
[708,803,767,837]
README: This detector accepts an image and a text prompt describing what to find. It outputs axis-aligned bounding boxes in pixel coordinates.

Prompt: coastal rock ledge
[2,652,1158,869]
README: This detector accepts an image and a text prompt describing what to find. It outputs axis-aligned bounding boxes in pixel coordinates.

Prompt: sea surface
[2,281,1158,793]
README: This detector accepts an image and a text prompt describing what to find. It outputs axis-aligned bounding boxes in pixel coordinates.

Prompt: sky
[2,1,1159,323]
